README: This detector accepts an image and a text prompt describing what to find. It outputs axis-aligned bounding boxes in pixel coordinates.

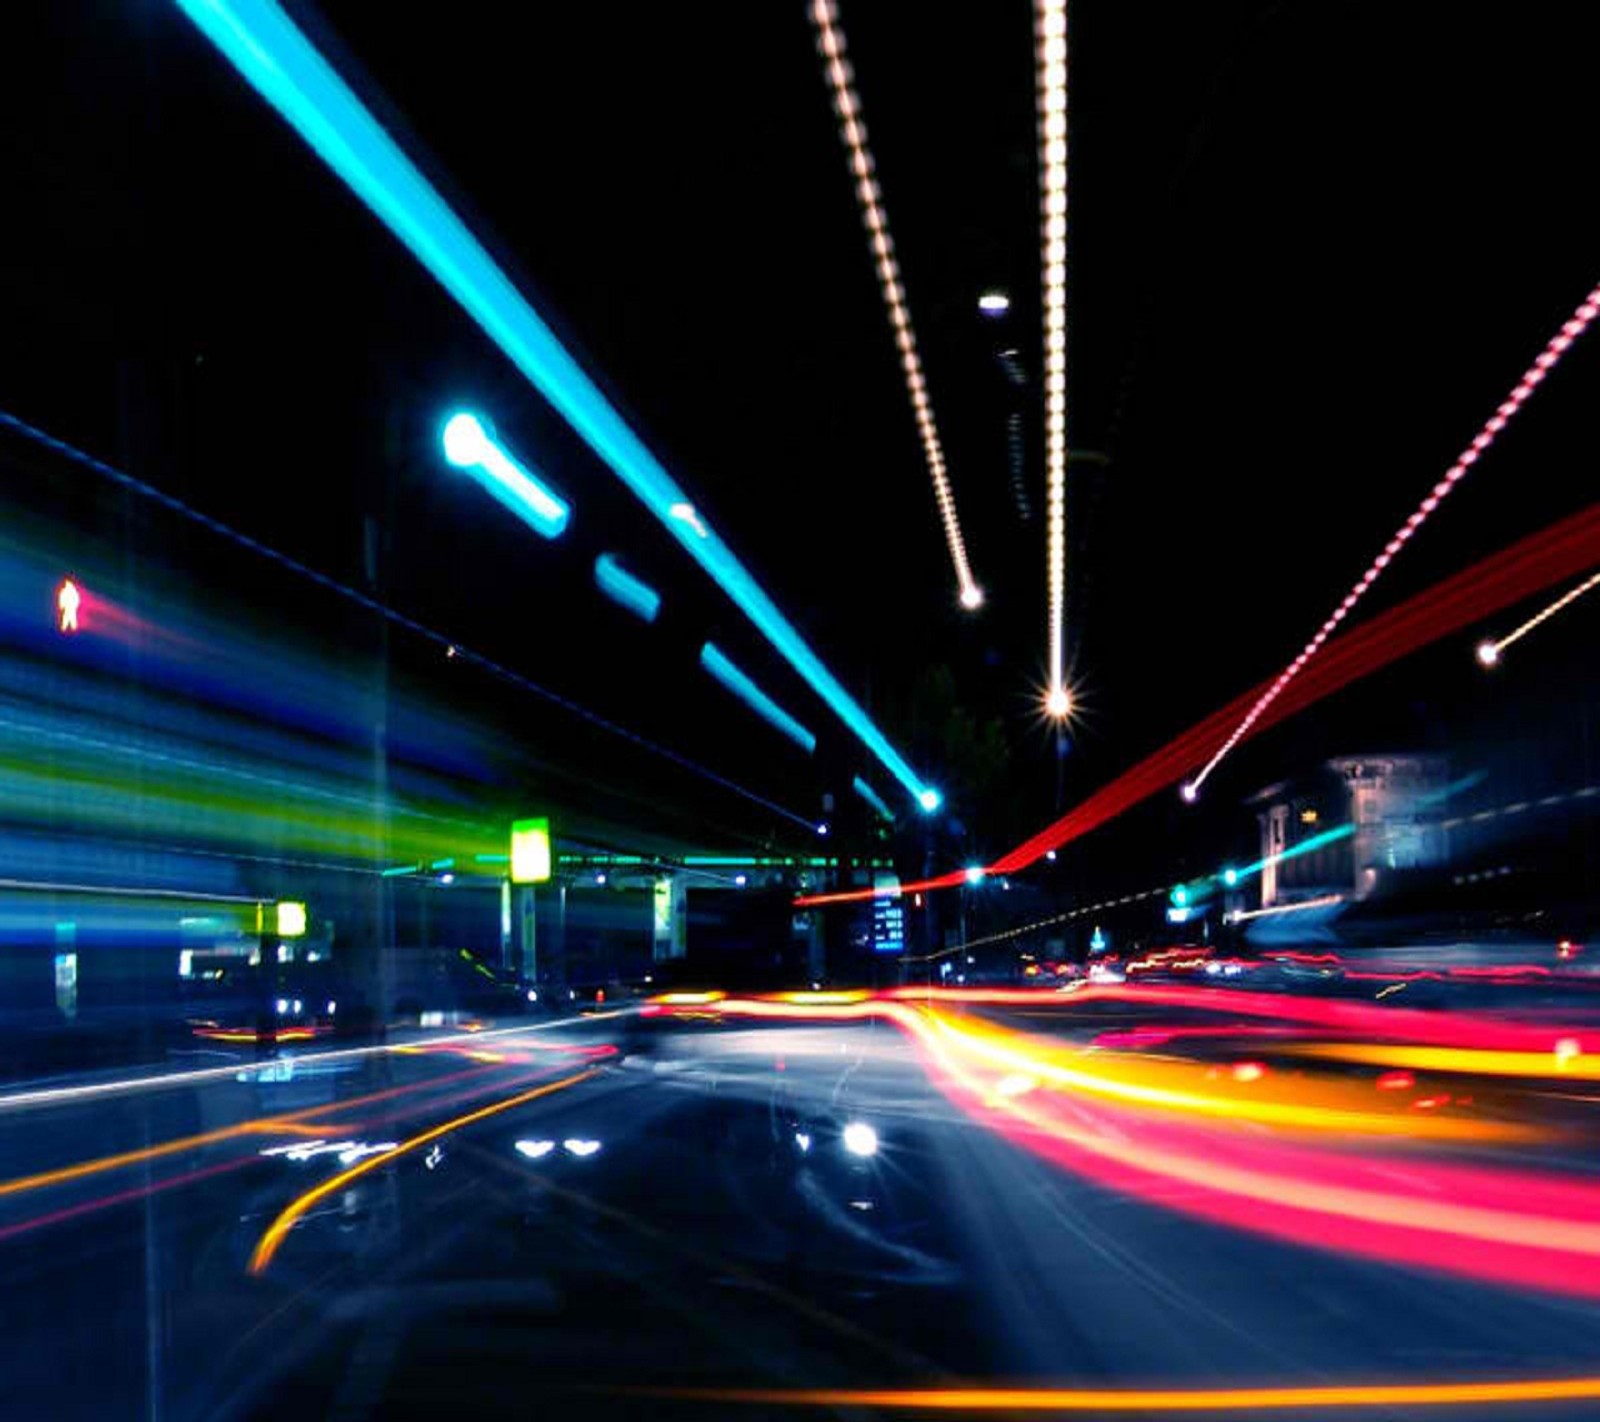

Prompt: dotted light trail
[1479,565,1600,667]
[809,0,982,610]
[1187,280,1600,799]
[795,501,1600,907]
[1037,0,1069,702]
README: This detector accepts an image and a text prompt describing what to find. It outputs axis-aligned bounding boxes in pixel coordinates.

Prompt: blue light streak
[442,413,568,539]
[1239,822,1355,878]
[700,644,816,755]
[0,410,816,832]
[852,776,894,822]
[594,554,661,623]
[170,0,935,808]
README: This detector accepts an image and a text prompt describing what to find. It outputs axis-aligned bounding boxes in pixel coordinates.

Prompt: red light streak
[797,501,1600,907]
[640,991,1600,1295]
[1189,281,1600,796]
[1090,1024,1303,1051]
[0,1156,254,1247]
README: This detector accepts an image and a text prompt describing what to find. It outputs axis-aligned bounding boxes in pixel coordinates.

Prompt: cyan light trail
[170,0,939,811]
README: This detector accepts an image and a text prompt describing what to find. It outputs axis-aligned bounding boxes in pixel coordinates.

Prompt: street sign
[871,873,904,954]
[276,901,307,937]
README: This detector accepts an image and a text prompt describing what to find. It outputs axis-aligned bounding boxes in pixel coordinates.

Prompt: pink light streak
[1187,280,1600,797]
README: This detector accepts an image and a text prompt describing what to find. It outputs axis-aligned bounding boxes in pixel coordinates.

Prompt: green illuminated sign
[511,818,552,884]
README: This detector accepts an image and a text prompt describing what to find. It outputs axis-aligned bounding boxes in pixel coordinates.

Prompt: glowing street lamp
[441,412,569,539]
[978,290,1011,317]
[1044,686,1071,719]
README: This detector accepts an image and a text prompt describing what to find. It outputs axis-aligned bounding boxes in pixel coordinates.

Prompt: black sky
[2,1,1597,866]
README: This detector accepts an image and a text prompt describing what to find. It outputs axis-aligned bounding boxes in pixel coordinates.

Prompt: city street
[7,991,1600,1419]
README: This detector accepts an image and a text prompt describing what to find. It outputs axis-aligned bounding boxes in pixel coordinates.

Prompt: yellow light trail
[247,1069,596,1274]
[623,1374,1600,1412]
[920,1007,1528,1142]
[0,1118,326,1200]
[906,1006,1600,1264]
[1283,1041,1600,1081]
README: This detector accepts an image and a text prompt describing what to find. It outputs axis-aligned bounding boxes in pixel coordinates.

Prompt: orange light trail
[248,1068,596,1274]
[0,1057,544,1203]
[650,992,1600,1297]
[0,1008,633,1111]
[0,1118,326,1200]
[918,1007,1526,1142]
[627,1374,1600,1411]
[1282,1041,1600,1081]
[192,1026,324,1044]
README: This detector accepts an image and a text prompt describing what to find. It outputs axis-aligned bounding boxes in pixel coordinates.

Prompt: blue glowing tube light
[442,413,568,538]
[594,553,661,623]
[171,0,936,810]
[852,776,894,822]
[700,644,816,755]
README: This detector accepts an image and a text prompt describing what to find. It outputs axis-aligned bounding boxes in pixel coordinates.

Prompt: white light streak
[1190,281,1600,797]
[1479,566,1600,666]
[0,1009,634,1113]
[1225,894,1346,925]
[810,0,981,610]
[1037,0,1069,698]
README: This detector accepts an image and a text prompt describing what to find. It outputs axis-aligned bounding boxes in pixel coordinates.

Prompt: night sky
[2,1,1597,872]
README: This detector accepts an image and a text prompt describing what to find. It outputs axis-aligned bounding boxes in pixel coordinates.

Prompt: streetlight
[978,291,1011,317]
[441,411,570,539]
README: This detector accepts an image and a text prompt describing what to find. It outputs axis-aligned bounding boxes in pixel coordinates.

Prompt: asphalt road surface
[4,1001,1600,1421]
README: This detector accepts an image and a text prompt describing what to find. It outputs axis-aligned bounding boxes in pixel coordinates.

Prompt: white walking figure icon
[57,578,81,633]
